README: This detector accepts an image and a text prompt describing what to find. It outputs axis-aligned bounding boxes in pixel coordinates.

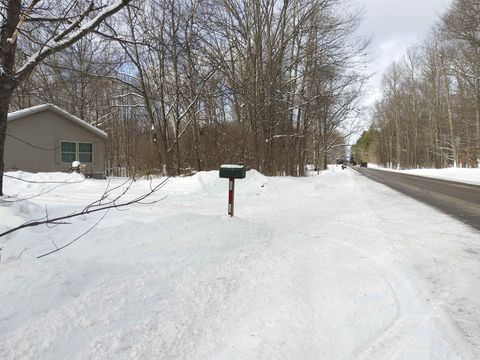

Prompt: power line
[6,133,59,152]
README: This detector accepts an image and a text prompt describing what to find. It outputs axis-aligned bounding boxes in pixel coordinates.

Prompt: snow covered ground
[368,164,480,186]
[1,168,480,359]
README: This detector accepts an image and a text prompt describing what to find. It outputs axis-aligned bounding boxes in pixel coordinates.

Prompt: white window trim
[60,141,94,164]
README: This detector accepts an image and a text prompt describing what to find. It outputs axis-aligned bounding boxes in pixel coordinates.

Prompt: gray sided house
[5,104,107,178]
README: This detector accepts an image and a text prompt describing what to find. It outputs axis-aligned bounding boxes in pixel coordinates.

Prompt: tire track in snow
[346,171,464,359]
[357,318,405,360]
[326,236,408,360]
[269,172,424,359]
[330,230,458,360]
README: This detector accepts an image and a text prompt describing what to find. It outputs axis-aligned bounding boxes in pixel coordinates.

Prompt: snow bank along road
[1,168,480,359]
[355,167,480,231]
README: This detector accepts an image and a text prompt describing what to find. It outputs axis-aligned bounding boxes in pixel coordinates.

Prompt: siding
[5,109,106,178]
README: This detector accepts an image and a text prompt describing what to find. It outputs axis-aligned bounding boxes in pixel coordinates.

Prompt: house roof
[7,103,108,139]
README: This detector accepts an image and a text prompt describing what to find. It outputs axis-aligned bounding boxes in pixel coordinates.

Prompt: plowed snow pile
[1,168,479,359]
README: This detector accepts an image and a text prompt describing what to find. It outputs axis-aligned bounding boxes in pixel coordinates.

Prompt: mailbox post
[219,165,246,217]
[228,177,235,216]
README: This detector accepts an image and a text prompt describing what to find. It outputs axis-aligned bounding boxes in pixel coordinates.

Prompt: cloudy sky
[353,0,454,106]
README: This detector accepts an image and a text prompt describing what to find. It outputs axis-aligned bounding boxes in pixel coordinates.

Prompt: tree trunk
[323,147,328,171]
[476,77,480,167]
[440,55,457,167]
[0,0,22,196]
[394,107,402,169]
[0,85,14,196]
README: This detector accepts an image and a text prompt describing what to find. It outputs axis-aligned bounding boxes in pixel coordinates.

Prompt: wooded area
[0,0,132,195]
[367,0,480,169]
[1,0,367,196]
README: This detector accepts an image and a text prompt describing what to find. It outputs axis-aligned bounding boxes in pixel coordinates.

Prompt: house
[5,104,107,178]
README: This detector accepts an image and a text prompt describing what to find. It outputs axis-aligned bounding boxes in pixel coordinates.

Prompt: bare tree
[3,0,368,182]
[369,0,480,169]
[0,0,132,196]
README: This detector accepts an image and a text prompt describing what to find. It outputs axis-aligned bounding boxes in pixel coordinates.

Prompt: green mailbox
[219,164,246,217]
[219,165,246,179]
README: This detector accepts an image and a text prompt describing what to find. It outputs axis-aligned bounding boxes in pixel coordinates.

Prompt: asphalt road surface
[355,167,480,231]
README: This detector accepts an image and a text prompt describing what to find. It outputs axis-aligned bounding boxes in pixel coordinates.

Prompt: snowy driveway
[1,168,479,359]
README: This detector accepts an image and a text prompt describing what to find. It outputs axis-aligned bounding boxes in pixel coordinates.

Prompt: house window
[61,141,93,163]
[79,143,93,163]
[61,142,77,163]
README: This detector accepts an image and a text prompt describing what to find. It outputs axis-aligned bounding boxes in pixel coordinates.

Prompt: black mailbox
[219,165,246,179]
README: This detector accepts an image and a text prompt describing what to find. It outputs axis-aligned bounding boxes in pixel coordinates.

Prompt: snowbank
[1,168,479,359]
[4,170,85,184]
[162,169,268,197]
[368,164,480,186]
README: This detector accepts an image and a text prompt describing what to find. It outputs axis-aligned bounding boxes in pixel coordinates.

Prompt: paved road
[354,167,480,231]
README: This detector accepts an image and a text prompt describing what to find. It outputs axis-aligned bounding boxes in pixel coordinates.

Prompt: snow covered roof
[7,103,108,139]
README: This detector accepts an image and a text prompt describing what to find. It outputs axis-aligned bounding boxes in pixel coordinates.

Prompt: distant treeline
[355,0,480,169]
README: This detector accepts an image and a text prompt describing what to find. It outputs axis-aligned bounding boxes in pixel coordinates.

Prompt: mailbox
[219,164,246,217]
[219,165,246,179]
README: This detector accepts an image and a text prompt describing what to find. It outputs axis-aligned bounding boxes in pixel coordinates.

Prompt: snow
[368,164,480,186]
[1,168,480,359]
[220,164,244,168]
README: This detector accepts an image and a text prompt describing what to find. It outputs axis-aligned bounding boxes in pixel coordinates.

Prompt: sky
[353,0,454,107]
